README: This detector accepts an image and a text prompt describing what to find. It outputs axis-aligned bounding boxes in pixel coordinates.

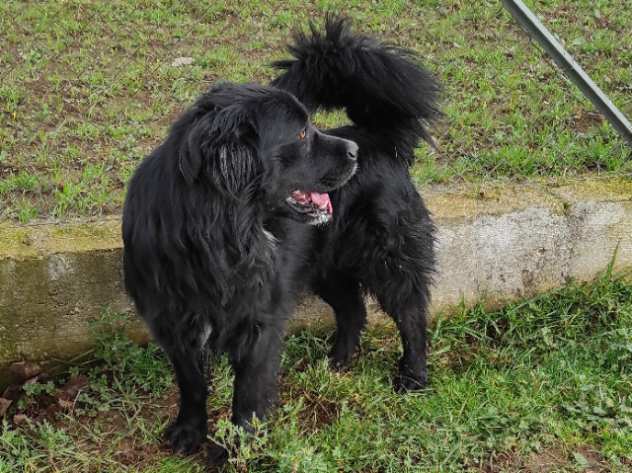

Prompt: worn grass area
[2,272,632,472]
[0,0,631,221]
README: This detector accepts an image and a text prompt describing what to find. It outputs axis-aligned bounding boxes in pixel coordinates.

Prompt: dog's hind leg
[229,322,284,429]
[365,201,435,392]
[152,315,210,454]
[315,274,367,369]
[370,242,434,392]
[382,295,430,392]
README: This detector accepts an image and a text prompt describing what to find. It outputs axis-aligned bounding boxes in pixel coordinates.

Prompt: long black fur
[123,81,358,461]
[272,14,439,383]
[272,14,441,161]
[123,15,440,464]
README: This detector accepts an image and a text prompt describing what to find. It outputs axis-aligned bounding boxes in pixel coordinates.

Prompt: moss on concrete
[423,180,565,221]
[422,177,632,222]
[0,227,33,259]
[0,218,121,259]
[548,176,632,203]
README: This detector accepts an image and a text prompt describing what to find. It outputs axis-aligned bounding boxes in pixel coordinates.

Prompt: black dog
[123,82,358,456]
[271,16,440,384]
[123,16,439,462]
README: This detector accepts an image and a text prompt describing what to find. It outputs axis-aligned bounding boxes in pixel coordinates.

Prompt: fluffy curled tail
[271,15,441,155]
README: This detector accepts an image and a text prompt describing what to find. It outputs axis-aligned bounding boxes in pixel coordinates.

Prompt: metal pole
[502,0,632,147]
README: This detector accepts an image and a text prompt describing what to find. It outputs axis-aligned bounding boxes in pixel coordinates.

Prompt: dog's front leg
[207,322,283,465]
[160,338,210,454]
[229,322,284,429]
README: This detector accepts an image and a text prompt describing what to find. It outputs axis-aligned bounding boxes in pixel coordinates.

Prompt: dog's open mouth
[286,190,333,225]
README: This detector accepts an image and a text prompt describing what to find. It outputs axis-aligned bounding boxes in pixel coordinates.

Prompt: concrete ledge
[1,178,632,385]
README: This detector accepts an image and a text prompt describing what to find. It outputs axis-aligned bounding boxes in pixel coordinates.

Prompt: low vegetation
[2,270,631,471]
[1,0,631,221]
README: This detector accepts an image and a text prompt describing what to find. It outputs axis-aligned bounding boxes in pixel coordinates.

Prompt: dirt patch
[571,446,609,472]
[1,373,89,426]
[282,386,340,434]
[302,394,339,431]
[0,370,196,470]
[479,444,612,473]
[572,110,605,133]
[63,407,177,471]
[523,445,609,473]
[110,437,167,469]
[523,446,569,472]
[481,451,523,472]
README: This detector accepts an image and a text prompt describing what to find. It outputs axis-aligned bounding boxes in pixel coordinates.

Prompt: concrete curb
[1,178,632,385]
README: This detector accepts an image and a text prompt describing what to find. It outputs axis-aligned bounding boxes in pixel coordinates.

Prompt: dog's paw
[328,352,352,371]
[207,442,230,467]
[328,343,356,371]
[164,420,207,455]
[393,371,427,393]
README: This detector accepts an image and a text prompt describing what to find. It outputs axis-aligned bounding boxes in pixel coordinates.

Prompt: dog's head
[178,83,357,225]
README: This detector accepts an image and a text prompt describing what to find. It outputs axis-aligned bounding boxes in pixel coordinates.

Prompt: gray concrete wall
[1,178,631,385]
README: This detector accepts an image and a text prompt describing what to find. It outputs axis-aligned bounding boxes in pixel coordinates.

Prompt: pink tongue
[310,192,332,215]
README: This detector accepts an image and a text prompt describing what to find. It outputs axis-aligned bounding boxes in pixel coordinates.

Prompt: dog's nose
[346,141,359,161]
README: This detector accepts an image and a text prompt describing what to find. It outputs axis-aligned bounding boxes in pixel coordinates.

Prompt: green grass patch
[0,1,631,221]
[2,273,632,471]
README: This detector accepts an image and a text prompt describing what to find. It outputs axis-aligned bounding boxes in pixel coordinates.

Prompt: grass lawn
[1,0,631,222]
[1,271,631,472]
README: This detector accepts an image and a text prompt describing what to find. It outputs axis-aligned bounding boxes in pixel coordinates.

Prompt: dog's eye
[298,128,306,141]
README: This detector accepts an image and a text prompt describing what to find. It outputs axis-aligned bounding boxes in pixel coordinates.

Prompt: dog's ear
[178,117,207,185]
[179,104,261,194]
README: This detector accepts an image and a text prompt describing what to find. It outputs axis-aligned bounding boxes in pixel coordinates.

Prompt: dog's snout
[346,141,359,161]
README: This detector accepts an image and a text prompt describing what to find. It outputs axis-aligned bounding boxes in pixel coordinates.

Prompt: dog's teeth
[308,211,332,226]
